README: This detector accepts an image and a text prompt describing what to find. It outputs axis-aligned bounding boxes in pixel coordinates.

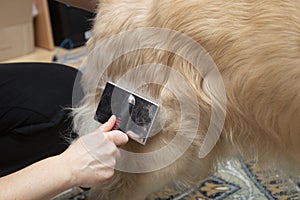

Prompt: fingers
[104,130,129,146]
[99,115,116,132]
[98,115,129,146]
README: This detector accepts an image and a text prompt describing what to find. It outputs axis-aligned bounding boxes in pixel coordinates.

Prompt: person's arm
[0,155,73,200]
[56,0,98,12]
[0,115,128,200]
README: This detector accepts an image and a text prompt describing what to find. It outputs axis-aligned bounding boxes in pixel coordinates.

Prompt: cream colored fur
[73,0,300,199]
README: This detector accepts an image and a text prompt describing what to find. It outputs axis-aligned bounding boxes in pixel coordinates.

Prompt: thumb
[104,130,129,146]
[99,115,116,132]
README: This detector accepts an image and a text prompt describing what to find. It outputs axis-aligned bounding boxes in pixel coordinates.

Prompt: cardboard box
[0,0,34,61]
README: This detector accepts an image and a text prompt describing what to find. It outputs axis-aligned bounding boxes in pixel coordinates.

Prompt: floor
[1,47,86,69]
[2,48,55,64]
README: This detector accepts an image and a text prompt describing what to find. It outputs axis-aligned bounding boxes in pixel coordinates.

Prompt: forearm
[0,155,74,200]
[56,0,98,12]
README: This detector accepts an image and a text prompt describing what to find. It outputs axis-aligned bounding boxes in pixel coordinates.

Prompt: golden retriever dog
[72,0,300,199]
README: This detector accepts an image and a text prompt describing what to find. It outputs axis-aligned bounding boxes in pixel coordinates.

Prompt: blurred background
[0,0,94,68]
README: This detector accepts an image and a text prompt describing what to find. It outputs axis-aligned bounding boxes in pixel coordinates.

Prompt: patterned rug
[53,159,300,200]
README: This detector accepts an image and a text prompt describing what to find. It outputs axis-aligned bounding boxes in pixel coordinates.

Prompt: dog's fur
[73,0,300,199]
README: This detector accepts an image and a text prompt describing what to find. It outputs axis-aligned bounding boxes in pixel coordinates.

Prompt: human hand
[59,115,128,188]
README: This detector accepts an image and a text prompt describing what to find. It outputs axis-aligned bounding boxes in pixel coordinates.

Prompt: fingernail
[109,115,116,121]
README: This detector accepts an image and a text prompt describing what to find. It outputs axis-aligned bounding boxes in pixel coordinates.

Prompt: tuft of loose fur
[72,0,300,199]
